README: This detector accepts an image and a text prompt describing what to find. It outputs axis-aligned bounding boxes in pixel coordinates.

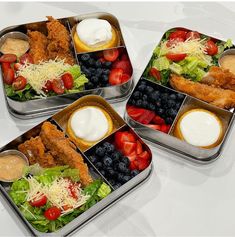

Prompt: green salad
[9,165,111,233]
[143,28,233,85]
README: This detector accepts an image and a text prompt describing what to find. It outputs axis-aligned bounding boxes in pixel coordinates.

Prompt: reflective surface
[1,2,235,237]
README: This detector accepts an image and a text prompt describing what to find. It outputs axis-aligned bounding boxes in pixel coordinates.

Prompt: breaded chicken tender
[170,74,235,109]
[40,122,93,186]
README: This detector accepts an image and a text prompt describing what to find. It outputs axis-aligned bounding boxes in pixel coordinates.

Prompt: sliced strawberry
[121,73,130,83]
[137,110,155,125]
[122,141,136,155]
[134,158,150,171]
[127,106,145,120]
[103,48,119,62]
[160,124,171,133]
[136,140,143,155]
[112,60,132,75]
[138,151,150,160]
[121,53,129,61]
[129,160,138,170]
[127,151,137,162]
[152,115,165,125]
[146,124,161,131]
[109,68,123,85]
[99,57,106,63]
[115,131,136,149]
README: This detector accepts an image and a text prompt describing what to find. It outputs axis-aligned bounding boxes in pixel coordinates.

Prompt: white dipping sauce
[70,107,109,142]
[180,111,221,147]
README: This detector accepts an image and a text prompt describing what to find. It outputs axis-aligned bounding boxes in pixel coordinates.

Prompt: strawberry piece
[109,68,123,85]
[121,73,131,83]
[112,60,132,75]
[122,141,136,156]
[152,115,165,125]
[138,151,150,160]
[121,53,129,61]
[129,160,138,170]
[146,124,161,130]
[127,106,146,120]
[134,158,150,171]
[137,110,155,124]
[136,140,143,155]
[115,131,136,149]
[127,151,137,162]
[160,124,171,133]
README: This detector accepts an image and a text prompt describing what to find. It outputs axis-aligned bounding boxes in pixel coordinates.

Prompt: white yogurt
[180,110,221,147]
[76,18,112,46]
[70,107,109,142]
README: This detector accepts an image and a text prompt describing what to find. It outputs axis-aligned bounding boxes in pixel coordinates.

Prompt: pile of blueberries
[129,78,185,124]
[89,142,139,189]
[78,53,112,89]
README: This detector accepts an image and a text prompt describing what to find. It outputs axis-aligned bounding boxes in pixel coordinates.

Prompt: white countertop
[0,2,235,236]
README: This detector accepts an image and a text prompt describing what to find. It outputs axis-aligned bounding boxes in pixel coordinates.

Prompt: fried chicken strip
[201,66,235,91]
[27,31,48,64]
[170,74,235,109]
[40,122,92,186]
[18,136,56,168]
[46,16,75,65]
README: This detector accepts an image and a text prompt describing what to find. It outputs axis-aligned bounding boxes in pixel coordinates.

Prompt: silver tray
[0,95,152,236]
[0,12,134,119]
[124,27,235,164]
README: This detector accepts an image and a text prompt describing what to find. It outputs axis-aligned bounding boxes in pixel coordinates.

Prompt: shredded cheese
[26,176,90,214]
[160,38,212,65]
[17,58,71,96]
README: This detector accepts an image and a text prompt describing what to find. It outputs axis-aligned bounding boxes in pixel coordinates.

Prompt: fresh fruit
[168,30,188,41]
[160,124,171,133]
[121,53,129,61]
[52,79,65,94]
[12,76,27,90]
[103,48,119,62]
[166,53,187,62]
[137,110,155,124]
[0,54,17,63]
[30,194,47,207]
[153,115,165,125]
[109,68,123,85]
[112,60,132,75]
[44,206,61,221]
[149,67,161,80]
[122,141,136,155]
[62,73,73,89]
[134,158,150,171]
[186,31,200,40]
[127,106,146,120]
[205,40,218,56]
[115,131,136,149]
[3,67,15,85]
[136,140,143,155]
[121,73,131,83]
[19,53,34,64]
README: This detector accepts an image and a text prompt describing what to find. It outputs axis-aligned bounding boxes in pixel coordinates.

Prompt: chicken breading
[40,121,93,186]
[201,66,235,91]
[170,74,235,109]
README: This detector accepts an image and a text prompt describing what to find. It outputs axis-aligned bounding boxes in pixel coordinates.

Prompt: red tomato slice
[136,140,143,155]
[168,30,188,41]
[3,68,15,85]
[62,73,73,89]
[166,53,187,62]
[122,141,137,156]
[44,206,61,221]
[149,67,161,80]
[14,63,22,71]
[109,68,123,85]
[42,80,53,93]
[0,54,17,63]
[52,79,65,94]
[12,76,27,90]
[30,194,47,207]
[19,53,34,64]
[186,31,200,40]
[166,37,184,47]
[205,40,218,56]
[103,48,119,62]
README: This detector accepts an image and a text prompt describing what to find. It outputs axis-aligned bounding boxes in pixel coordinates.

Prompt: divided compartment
[0,13,134,119]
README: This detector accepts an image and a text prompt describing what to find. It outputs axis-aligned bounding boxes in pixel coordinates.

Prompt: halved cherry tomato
[3,68,15,85]
[44,206,61,221]
[42,80,53,93]
[168,30,188,41]
[103,48,119,62]
[61,73,73,89]
[0,54,17,63]
[166,53,187,62]
[149,67,161,80]
[52,79,65,94]
[186,31,200,40]
[109,68,123,85]
[205,40,218,56]
[166,37,184,47]
[12,76,27,90]
[14,63,22,71]
[30,194,47,207]
[19,53,34,64]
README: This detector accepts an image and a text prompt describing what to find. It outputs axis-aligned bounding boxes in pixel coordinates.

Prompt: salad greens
[9,165,111,233]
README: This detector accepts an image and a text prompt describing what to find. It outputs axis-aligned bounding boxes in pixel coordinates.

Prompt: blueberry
[91,76,99,84]
[100,169,106,176]
[143,94,148,101]
[167,99,176,108]
[122,157,130,166]
[136,99,143,107]
[103,156,113,167]
[83,69,92,78]
[89,155,97,163]
[142,100,148,108]
[145,86,154,94]
[117,173,124,182]
[101,74,109,84]
[169,94,177,100]
[138,84,146,92]
[156,101,162,107]
[161,93,168,101]
[122,175,131,183]
[150,91,160,101]
[106,168,116,177]
[88,58,95,66]
[113,183,122,189]
[175,102,181,109]
[177,93,185,100]
[133,91,141,99]
[108,179,116,186]
[112,151,121,161]
[129,99,136,106]
[80,65,86,72]
[118,162,127,173]
[104,61,112,68]
[140,79,147,85]
[168,108,178,117]
[81,54,90,62]
[95,161,103,169]
[85,82,94,90]
[96,68,103,77]
[89,67,96,75]
[131,169,140,177]
[105,143,115,154]
[95,60,102,68]
[103,69,110,75]
[157,108,164,116]
[148,103,156,111]
[166,117,173,124]
[95,147,105,157]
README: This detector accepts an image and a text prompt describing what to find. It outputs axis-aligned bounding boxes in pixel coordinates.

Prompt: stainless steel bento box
[0,95,152,236]
[124,27,235,164]
[0,12,134,119]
